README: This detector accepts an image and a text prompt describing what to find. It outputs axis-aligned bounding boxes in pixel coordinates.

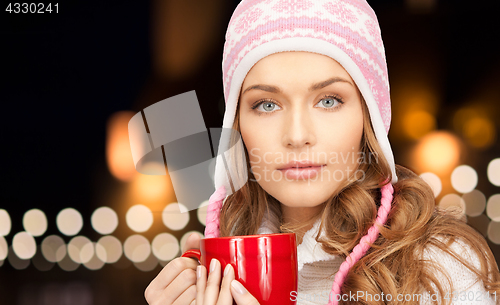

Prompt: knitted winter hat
[214,0,397,194]
[206,1,397,303]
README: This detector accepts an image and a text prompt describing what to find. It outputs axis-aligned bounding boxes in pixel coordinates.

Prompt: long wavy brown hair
[219,96,500,304]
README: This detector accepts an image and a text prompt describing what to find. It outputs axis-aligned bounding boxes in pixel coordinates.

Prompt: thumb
[181,233,201,253]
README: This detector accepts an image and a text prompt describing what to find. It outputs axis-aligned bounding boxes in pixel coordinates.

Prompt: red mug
[182,233,298,305]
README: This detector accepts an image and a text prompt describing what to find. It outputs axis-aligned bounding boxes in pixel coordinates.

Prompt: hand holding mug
[183,233,298,305]
[196,258,260,305]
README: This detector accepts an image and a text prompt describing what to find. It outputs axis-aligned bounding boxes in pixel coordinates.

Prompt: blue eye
[256,101,281,112]
[317,97,340,108]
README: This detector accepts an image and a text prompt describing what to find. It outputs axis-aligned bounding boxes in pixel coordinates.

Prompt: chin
[261,180,337,208]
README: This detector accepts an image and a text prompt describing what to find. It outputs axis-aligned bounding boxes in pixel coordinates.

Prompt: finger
[216,264,235,305]
[204,259,222,305]
[231,280,260,305]
[160,268,197,304]
[196,265,207,305]
[172,285,196,305]
[182,233,202,253]
[145,257,199,302]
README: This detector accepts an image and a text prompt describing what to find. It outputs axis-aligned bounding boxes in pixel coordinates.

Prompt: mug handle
[182,249,202,264]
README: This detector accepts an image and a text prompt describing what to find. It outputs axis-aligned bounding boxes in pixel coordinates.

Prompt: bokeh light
[451,165,478,194]
[462,190,486,217]
[67,236,92,264]
[23,209,48,237]
[12,232,37,260]
[134,252,158,272]
[8,246,30,270]
[96,235,123,264]
[466,214,489,237]
[488,158,500,186]
[486,194,500,222]
[162,203,189,231]
[414,131,461,175]
[32,247,54,272]
[180,231,204,253]
[419,172,442,197]
[91,207,119,235]
[56,208,83,236]
[438,194,465,214]
[197,200,209,226]
[152,233,179,261]
[0,209,11,236]
[126,205,153,233]
[41,235,66,263]
[80,242,95,264]
[131,165,171,201]
[0,236,8,260]
[57,254,79,271]
[123,235,151,263]
[82,244,105,271]
[463,117,496,149]
[453,107,496,149]
[487,221,500,245]
[106,111,137,182]
[403,110,436,140]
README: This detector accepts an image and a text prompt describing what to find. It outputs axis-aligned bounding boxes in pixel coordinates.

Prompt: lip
[277,160,326,180]
[278,160,325,170]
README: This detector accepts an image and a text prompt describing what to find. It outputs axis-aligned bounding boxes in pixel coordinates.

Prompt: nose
[281,106,316,149]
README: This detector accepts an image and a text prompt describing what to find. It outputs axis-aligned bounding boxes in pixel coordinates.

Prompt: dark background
[1,0,500,304]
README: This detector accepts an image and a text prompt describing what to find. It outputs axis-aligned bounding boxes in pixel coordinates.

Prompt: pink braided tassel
[204,185,226,238]
[327,183,394,305]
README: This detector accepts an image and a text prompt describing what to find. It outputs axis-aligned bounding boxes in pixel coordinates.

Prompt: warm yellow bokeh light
[488,221,500,245]
[67,236,92,264]
[463,117,496,149]
[453,107,496,149]
[124,234,151,263]
[419,172,442,197]
[414,131,462,175]
[403,110,436,140]
[23,209,48,237]
[56,208,83,236]
[451,165,478,194]
[0,209,11,237]
[126,205,153,233]
[462,190,486,217]
[488,159,500,186]
[96,235,123,264]
[12,232,37,260]
[41,235,66,263]
[132,170,170,202]
[0,236,8,260]
[106,111,138,182]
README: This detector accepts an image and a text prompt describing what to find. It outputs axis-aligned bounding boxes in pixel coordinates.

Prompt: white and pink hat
[206,1,397,302]
[213,0,398,195]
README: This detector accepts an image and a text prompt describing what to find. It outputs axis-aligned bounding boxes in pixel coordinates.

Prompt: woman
[145,0,500,304]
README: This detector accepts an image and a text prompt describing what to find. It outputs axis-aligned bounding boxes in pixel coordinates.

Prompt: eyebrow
[309,77,354,91]
[241,77,354,95]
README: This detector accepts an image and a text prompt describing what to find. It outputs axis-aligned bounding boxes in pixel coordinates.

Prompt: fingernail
[231,280,246,295]
[210,259,217,272]
[224,264,232,276]
[197,265,201,279]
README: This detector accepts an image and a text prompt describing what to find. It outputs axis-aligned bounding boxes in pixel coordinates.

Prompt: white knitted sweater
[256,217,498,305]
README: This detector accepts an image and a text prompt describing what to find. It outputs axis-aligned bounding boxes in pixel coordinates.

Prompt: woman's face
[239,51,364,209]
